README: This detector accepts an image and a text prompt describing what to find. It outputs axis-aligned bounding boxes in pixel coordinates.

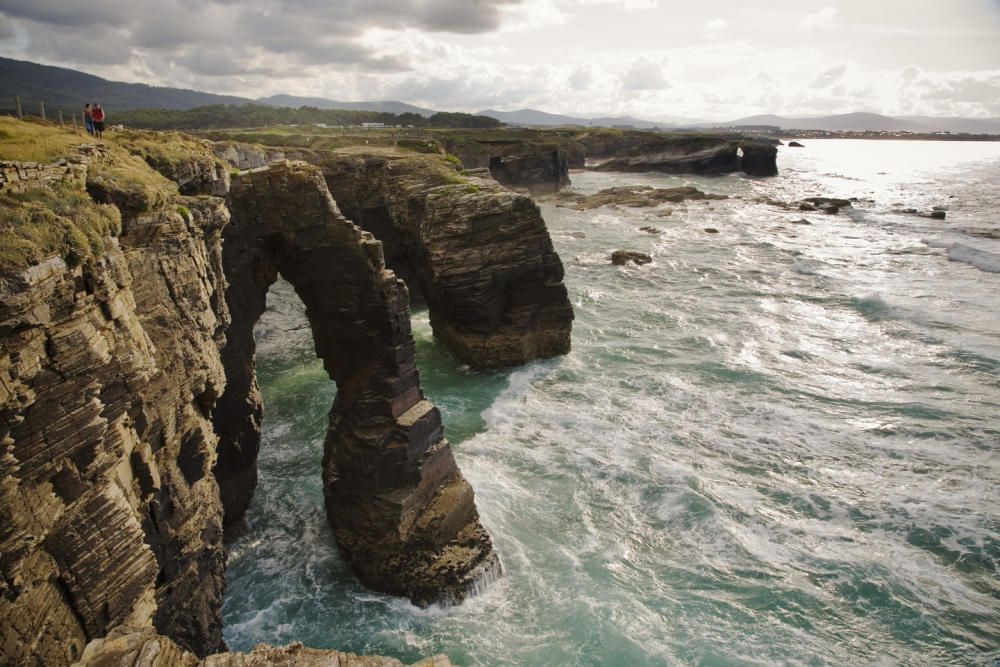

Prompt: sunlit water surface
[223,140,1000,666]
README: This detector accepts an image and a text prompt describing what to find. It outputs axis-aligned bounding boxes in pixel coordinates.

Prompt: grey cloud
[19,23,135,66]
[384,72,545,109]
[810,64,846,88]
[0,0,520,84]
[0,12,15,40]
[621,58,668,90]
[0,0,134,27]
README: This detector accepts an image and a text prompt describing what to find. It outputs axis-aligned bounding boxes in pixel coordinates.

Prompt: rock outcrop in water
[0,122,574,663]
[552,185,726,210]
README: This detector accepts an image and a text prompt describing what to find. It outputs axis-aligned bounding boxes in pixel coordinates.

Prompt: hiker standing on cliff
[92,103,105,139]
[83,103,94,135]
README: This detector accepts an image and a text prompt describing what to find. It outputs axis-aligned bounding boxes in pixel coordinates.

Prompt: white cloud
[706,18,727,31]
[802,7,840,32]
[621,58,669,90]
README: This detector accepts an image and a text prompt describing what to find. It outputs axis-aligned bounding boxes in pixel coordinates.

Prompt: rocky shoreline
[0,120,780,665]
[0,122,572,665]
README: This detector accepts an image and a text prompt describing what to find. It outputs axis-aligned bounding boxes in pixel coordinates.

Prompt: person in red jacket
[92,103,105,138]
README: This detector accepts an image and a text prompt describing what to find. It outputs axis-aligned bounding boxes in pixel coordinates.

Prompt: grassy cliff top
[0,182,122,275]
[0,116,90,162]
[0,119,181,276]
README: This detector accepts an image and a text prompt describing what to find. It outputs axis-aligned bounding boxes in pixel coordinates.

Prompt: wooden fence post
[58,110,64,127]
[40,102,45,120]
[15,96,22,120]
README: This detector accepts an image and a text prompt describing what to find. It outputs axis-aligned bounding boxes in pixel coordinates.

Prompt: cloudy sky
[1,0,998,120]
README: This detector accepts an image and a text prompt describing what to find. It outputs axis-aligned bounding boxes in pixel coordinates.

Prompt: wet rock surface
[552,185,725,210]
[75,625,452,667]
[611,250,653,265]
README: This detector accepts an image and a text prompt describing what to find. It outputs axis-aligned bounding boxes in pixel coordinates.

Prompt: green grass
[0,118,187,274]
[87,149,177,215]
[0,181,122,274]
[0,116,89,162]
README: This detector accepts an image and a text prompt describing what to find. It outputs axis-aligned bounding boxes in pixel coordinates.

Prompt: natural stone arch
[213,161,498,604]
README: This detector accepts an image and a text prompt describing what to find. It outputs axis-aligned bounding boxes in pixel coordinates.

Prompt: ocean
[222,139,1000,666]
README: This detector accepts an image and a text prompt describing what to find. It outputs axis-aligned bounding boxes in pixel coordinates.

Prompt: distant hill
[257,95,435,117]
[897,116,1000,134]
[701,112,1000,134]
[0,56,251,114]
[477,108,671,129]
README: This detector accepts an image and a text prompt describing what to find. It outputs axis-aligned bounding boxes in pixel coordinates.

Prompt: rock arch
[213,161,498,604]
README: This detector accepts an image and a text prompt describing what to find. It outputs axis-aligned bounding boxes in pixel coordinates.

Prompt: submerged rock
[555,185,724,211]
[611,250,652,265]
[801,197,852,215]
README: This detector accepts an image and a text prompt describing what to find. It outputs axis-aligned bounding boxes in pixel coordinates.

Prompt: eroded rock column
[215,161,498,604]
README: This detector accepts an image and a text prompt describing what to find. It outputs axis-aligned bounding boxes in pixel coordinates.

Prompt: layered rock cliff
[75,626,452,667]
[1,142,230,661]
[1,123,573,664]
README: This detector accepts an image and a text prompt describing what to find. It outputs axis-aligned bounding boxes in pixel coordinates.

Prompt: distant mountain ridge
[0,56,250,112]
[705,112,1000,134]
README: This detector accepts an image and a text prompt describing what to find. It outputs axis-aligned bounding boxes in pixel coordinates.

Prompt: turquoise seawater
[222,140,1000,666]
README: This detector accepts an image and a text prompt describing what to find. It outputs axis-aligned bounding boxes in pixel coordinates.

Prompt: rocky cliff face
[3,124,573,664]
[1,144,231,661]
[266,148,574,369]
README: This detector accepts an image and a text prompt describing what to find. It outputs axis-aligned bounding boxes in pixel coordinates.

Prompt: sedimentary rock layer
[1,146,231,661]
[76,625,453,667]
[273,148,574,369]
[3,125,578,663]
